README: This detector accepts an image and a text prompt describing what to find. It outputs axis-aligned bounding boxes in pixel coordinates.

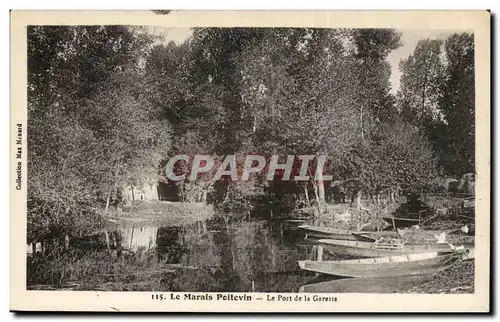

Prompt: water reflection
[28,213,473,293]
[122,226,158,252]
[110,219,319,292]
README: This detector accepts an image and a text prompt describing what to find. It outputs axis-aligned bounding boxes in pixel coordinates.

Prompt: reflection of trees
[150,220,315,292]
[155,221,219,267]
[121,226,158,252]
[230,223,254,288]
[212,221,239,290]
[228,221,281,290]
[156,226,185,263]
[181,222,220,268]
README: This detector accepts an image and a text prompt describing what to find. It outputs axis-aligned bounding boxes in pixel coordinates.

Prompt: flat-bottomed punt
[317,239,458,258]
[298,274,434,293]
[352,230,448,245]
[297,250,467,278]
[382,217,421,229]
[297,225,357,240]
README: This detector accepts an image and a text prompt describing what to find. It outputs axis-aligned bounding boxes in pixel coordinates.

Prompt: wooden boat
[352,230,448,245]
[283,219,309,223]
[317,239,456,258]
[382,217,421,229]
[298,274,434,293]
[297,225,357,240]
[297,250,467,278]
[351,231,401,242]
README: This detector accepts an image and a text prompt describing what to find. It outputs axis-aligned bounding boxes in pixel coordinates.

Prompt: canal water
[28,217,447,292]
[151,219,327,292]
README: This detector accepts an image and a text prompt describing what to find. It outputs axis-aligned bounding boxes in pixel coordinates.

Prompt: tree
[397,38,445,127]
[351,29,402,125]
[237,28,363,211]
[27,26,171,242]
[438,33,475,176]
[396,33,475,177]
[376,120,438,195]
[338,29,404,206]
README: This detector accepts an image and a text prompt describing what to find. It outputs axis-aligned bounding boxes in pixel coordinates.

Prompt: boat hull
[351,231,400,242]
[298,251,465,278]
[298,275,434,293]
[352,230,448,245]
[382,217,420,229]
[297,225,357,241]
[317,239,455,258]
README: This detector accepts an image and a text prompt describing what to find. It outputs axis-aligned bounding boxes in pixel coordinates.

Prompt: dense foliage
[28,27,475,240]
[396,33,475,176]
[27,26,171,242]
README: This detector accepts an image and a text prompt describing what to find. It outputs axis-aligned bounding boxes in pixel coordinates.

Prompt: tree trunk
[311,181,321,220]
[130,185,135,202]
[103,188,112,251]
[111,232,117,248]
[303,183,310,205]
[222,215,230,230]
[317,181,326,205]
[104,188,112,213]
[64,234,70,250]
[312,181,320,204]
[356,190,362,210]
[104,229,111,251]
[223,184,230,203]
[360,105,364,140]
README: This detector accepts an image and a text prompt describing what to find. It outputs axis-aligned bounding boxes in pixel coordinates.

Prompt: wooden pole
[313,246,324,277]
[317,245,323,262]
[311,245,317,260]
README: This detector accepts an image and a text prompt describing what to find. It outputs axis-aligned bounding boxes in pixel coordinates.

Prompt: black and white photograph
[10,10,490,312]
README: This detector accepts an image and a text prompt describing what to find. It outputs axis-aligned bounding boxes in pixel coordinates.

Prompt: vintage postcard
[10,10,490,312]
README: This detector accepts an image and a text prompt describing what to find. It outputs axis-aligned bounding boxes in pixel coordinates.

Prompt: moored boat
[351,231,398,242]
[297,249,468,278]
[382,217,421,229]
[297,225,357,240]
[352,230,448,245]
[317,238,460,258]
[298,274,433,293]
